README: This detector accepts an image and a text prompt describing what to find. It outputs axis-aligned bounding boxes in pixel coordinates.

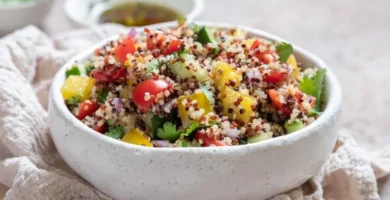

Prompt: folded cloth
[0,25,389,200]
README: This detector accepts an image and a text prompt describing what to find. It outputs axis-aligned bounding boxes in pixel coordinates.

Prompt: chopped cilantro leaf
[176,49,189,57]
[98,88,109,103]
[66,94,82,105]
[85,65,94,76]
[200,85,215,104]
[146,59,160,74]
[212,48,219,56]
[276,42,293,62]
[106,125,125,139]
[157,122,181,142]
[299,68,327,110]
[151,114,165,138]
[181,123,201,137]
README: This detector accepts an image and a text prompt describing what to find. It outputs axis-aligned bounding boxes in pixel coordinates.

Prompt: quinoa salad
[60,22,327,148]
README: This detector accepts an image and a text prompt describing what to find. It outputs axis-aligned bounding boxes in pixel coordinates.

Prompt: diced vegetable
[287,55,300,79]
[178,92,213,128]
[263,71,287,83]
[284,120,304,133]
[94,123,107,134]
[77,100,99,120]
[220,87,257,126]
[65,64,86,78]
[122,129,153,147]
[114,37,136,63]
[267,89,291,115]
[146,59,160,74]
[61,75,95,101]
[276,42,293,62]
[157,122,181,142]
[299,69,326,110]
[197,26,216,45]
[195,132,225,147]
[90,65,127,83]
[212,62,242,89]
[146,31,182,56]
[169,54,209,83]
[247,132,273,143]
[132,79,169,112]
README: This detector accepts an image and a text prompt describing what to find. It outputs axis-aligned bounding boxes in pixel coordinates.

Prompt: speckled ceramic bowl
[48,22,342,200]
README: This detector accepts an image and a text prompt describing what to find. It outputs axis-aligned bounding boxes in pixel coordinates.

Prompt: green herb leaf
[98,88,109,103]
[151,114,166,138]
[65,65,81,78]
[181,122,201,137]
[200,85,215,104]
[212,48,219,56]
[276,42,293,62]
[66,94,82,105]
[190,23,200,33]
[299,69,327,110]
[85,65,94,76]
[157,122,181,142]
[106,125,125,139]
[176,49,189,57]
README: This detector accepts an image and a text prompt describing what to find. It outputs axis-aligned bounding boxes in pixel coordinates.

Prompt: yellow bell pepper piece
[61,75,94,101]
[212,62,242,90]
[287,55,300,79]
[220,87,257,126]
[178,91,213,128]
[122,129,153,147]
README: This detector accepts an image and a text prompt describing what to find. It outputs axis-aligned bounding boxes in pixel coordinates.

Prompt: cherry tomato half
[114,37,136,63]
[263,71,287,83]
[267,89,291,116]
[132,79,169,112]
[90,65,127,83]
[196,132,226,147]
[146,31,182,56]
[94,123,107,134]
[250,39,275,64]
[77,100,99,120]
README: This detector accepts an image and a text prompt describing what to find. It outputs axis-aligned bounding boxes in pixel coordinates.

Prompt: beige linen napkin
[0,25,389,200]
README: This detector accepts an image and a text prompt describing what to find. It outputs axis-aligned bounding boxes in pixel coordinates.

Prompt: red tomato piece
[94,123,107,134]
[196,132,226,147]
[90,66,127,83]
[113,37,136,63]
[250,40,263,50]
[146,31,182,56]
[132,79,169,112]
[263,72,287,83]
[77,100,99,120]
[267,89,291,116]
[162,39,182,55]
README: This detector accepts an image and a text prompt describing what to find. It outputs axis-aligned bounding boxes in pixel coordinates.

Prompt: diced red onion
[152,140,170,147]
[128,29,137,39]
[225,127,240,138]
[112,98,122,114]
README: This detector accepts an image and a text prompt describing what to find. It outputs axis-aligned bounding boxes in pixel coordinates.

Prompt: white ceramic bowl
[0,0,54,36]
[49,22,342,200]
[64,0,204,28]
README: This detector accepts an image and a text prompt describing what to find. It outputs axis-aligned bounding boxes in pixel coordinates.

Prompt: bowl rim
[0,0,52,9]
[64,0,205,28]
[50,21,342,153]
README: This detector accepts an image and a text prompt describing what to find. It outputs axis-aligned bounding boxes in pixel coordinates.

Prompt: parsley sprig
[299,68,327,111]
[276,42,293,62]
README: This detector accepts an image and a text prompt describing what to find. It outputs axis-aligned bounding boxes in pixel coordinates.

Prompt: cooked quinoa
[60,22,327,148]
